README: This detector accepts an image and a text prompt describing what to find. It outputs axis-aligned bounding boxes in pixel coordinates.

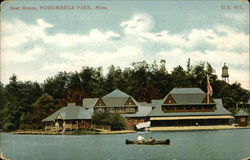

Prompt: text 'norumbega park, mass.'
[9,5,108,11]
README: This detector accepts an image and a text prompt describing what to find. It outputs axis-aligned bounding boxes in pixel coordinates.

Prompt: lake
[1,129,250,160]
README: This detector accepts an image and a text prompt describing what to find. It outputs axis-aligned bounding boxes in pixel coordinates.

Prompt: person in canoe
[148,137,155,142]
[137,135,145,143]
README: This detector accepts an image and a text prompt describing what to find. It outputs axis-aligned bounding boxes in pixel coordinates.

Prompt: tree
[43,71,69,99]
[91,112,126,130]
[171,65,190,88]
[1,59,249,131]
[104,65,126,93]
[20,93,58,129]
[78,67,105,97]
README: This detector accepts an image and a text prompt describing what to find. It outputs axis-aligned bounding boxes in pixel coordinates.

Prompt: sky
[1,0,249,89]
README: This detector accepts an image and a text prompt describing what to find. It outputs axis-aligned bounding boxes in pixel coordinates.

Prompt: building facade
[42,103,92,131]
[90,89,152,129]
[234,109,249,127]
[43,88,237,131]
[149,88,234,126]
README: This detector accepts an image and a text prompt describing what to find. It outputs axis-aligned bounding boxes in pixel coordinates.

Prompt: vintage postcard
[0,0,249,160]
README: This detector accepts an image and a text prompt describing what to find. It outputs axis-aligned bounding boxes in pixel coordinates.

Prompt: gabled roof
[171,94,206,104]
[151,99,162,108]
[235,109,249,116]
[82,98,98,108]
[163,88,208,105]
[148,99,232,117]
[95,89,137,107]
[101,97,130,107]
[170,88,205,94]
[103,89,130,98]
[42,103,92,122]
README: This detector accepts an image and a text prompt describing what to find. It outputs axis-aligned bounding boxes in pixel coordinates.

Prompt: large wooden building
[83,89,152,129]
[149,88,234,126]
[43,89,152,131]
[42,103,92,131]
[234,109,249,127]
[43,88,237,131]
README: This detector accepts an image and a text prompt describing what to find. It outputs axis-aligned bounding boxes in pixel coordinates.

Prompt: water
[1,129,250,160]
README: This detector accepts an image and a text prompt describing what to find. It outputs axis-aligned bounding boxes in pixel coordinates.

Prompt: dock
[150,125,250,131]
[11,131,63,135]
[11,130,136,135]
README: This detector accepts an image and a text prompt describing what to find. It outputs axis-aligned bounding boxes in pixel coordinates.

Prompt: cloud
[1,19,51,49]
[2,46,45,64]
[120,13,154,35]
[1,15,249,89]
[43,46,143,74]
[43,29,120,47]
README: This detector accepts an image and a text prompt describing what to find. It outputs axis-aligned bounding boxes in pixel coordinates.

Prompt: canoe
[125,139,170,145]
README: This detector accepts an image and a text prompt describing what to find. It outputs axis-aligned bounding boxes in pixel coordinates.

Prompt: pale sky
[1,1,249,89]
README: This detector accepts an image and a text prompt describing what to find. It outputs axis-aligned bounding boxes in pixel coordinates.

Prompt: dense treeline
[0,59,249,131]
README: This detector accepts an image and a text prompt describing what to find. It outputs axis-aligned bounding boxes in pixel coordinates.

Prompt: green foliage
[20,93,58,129]
[43,72,68,99]
[3,123,16,131]
[92,112,126,130]
[1,59,249,131]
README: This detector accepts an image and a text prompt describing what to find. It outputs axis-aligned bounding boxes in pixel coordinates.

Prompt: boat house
[91,89,152,129]
[42,103,92,131]
[42,88,237,130]
[149,88,234,127]
[234,109,249,127]
[43,89,152,130]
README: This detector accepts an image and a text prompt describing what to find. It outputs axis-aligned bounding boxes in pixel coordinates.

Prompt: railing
[44,126,63,132]
[91,124,111,130]
[45,123,111,131]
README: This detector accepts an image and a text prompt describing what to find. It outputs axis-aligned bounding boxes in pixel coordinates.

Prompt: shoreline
[5,125,250,135]
[9,130,136,135]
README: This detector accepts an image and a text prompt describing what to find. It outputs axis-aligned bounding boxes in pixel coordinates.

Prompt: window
[194,106,202,110]
[106,108,115,113]
[95,108,105,112]
[116,108,125,113]
[164,106,175,110]
[126,107,136,113]
[204,106,212,110]
[240,117,245,122]
[177,105,185,110]
[186,106,193,110]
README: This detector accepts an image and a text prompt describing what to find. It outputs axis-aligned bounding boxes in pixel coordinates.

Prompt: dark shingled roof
[148,99,232,117]
[170,88,205,94]
[96,89,137,107]
[103,89,130,98]
[96,89,152,117]
[101,97,130,107]
[171,94,206,104]
[163,88,207,104]
[235,109,249,116]
[82,98,98,108]
[42,103,92,122]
